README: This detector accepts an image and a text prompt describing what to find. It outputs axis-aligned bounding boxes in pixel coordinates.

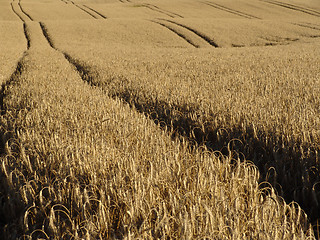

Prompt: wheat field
[0,0,319,239]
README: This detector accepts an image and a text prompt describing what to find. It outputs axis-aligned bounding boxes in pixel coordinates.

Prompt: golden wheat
[1,0,319,238]
[42,11,320,233]
[0,47,315,238]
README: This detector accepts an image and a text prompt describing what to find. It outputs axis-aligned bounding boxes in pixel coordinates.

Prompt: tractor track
[261,0,320,17]
[149,4,183,18]
[268,0,320,15]
[83,5,107,19]
[203,1,260,19]
[160,19,219,47]
[143,4,176,18]
[23,23,31,49]
[10,0,31,22]
[18,0,33,21]
[39,23,103,86]
[68,1,98,19]
[65,1,106,19]
[0,8,31,139]
[39,23,55,48]
[151,20,199,48]
[9,0,102,95]
[293,23,320,31]
[10,2,24,22]
[143,4,183,18]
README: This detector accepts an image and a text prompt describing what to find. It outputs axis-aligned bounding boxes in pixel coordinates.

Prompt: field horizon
[0,0,320,239]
